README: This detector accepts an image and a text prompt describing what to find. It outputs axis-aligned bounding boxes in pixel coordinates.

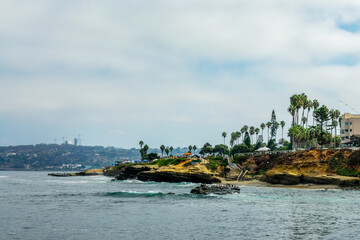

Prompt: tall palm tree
[222,132,227,145]
[280,121,285,140]
[160,145,165,158]
[302,117,307,127]
[306,100,313,128]
[241,125,248,141]
[288,105,296,149]
[260,123,266,137]
[312,99,320,126]
[230,132,236,147]
[266,122,272,142]
[165,148,170,157]
[249,126,255,144]
[255,128,260,142]
[188,145,193,153]
[193,145,197,155]
[273,121,279,142]
[236,131,241,145]
[139,140,144,149]
[169,146,174,156]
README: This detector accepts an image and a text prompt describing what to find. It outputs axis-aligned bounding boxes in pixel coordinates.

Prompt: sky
[1,0,360,149]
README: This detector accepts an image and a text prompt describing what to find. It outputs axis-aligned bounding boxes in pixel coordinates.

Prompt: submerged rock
[190,184,240,195]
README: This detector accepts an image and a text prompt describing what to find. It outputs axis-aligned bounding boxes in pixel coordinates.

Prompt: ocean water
[1,171,360,240]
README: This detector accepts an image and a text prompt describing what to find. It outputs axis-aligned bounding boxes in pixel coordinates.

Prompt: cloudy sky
[1,0,360,148]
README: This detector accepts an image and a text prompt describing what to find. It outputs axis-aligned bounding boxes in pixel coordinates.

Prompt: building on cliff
[340,113,360,147]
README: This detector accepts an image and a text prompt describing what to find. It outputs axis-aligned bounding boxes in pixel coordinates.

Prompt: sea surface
[1,171,360,240]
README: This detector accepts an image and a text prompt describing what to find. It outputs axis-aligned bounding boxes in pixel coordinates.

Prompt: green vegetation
[288,93,341,149]
[328,152,360,177]
[206,156,227,171]
[232,155,249,164]
[154,158,187,167]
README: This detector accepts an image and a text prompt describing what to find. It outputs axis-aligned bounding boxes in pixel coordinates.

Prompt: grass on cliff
[206,156,227,171]
[328,152,360,177]
[154,158,187,167]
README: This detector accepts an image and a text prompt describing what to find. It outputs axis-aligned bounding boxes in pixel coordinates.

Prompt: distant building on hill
[340,113,360,147]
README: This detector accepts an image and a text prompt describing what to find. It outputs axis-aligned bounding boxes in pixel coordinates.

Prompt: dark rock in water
[166,192,175,195]
[137,171,221,184]
[190,184,240,195]
[114,166,152,180]
[48,173,73,177]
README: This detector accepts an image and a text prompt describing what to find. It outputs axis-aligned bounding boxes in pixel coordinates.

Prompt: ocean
[1,171,360,240]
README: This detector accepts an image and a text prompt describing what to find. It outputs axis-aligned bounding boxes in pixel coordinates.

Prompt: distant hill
[0,144,192,170]
[0,144,140,170]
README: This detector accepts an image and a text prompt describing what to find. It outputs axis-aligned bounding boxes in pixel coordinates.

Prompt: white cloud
[1,0,360,147]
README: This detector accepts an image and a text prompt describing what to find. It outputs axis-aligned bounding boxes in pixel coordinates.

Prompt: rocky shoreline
[48,149,360,190]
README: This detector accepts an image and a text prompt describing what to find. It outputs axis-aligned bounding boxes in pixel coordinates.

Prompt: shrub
[154,158,186,167]
[336,168,360,177]
[348,151,360,167]
[232,155,248,164]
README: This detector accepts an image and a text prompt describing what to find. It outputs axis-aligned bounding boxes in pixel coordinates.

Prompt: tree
[165,148,170,156]
[270,110,277,140]
[222,132,227,145]
[266,122,272,142]
[312,99,320,126]
[169,146,174,156]
[213,144,229,156]
[188,145,193,153]
[140,144,149,160]
[230,144,249,155]
[241,125,248,141]
[249,126,255,144]
[200,143,213,155]
[306,100,313,128]
[260,123,266,137]
[288,105,296,149]
[314,105,330,133]
[255,128,260,142]
[230,132,236,147]
[193,145,197,155]
[139,140,144,149]
[160,145,165,158]
[280,121,285,140]
[244,132,251,149]
[236,131,241,145]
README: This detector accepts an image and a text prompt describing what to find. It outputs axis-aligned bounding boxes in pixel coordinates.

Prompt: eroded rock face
[114,166,152,180]
[137,171,221,184]
[190,184,240,195]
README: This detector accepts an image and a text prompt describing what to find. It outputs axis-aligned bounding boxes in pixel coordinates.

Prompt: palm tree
[249,126,255,144]
[273,121,279,142]
[236,131,241,145]
[312,99,320,126]
[160,145,165,158]
[288,105,296,149]
[302,117,307,127]
[280,121,285,140]
[188,145,193,154]
[260,123,266,137]
[169,146,174,156]
[230,132,236,147]
[255,128,260,142]
[139,140,144,149]
[241,125,248,141]
[266,122,272,142]
[306,100,313,128]
[222,132,227,145]
[193,145,197,155]
[142,144,149,158]
[165,148,170,157]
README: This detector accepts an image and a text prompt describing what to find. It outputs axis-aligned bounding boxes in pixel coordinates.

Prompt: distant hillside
[0,144,140,170]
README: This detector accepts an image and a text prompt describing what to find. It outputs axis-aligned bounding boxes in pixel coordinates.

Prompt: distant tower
[74,138,78,146]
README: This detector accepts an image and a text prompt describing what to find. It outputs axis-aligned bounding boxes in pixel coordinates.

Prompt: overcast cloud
[1,0,360,148]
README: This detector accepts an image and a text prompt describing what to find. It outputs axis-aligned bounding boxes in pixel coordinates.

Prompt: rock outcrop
[190,184,240,195]
[263,149,360,186]
[137,171,221,184]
